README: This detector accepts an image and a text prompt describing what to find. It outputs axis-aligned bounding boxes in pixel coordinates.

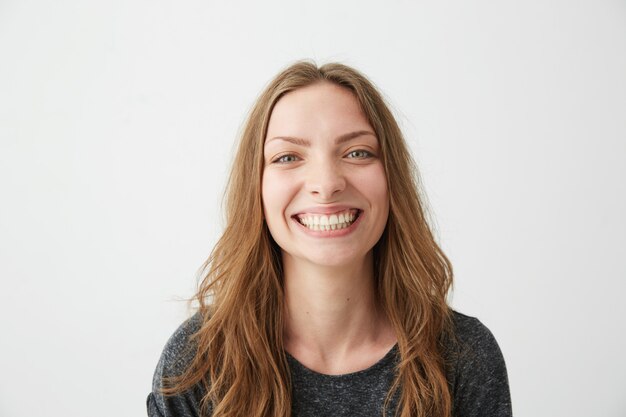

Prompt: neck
[282,251,395,362]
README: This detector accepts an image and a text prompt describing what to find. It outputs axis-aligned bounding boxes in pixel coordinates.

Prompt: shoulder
[449,311,503,362]
[147,312,205,417]
[445,310,513,417]
[154,312,203,380]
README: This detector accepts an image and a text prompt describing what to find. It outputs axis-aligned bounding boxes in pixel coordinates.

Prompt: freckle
[347,298,350,301]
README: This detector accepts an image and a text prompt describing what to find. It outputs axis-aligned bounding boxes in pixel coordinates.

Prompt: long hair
[160,61,454,417]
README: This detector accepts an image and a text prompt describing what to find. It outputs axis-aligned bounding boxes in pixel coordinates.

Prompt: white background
[1,1,625,416]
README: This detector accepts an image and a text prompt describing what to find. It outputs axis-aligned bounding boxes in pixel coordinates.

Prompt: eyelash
[271,150,374,164]
[273,154,300,164]
[346,149,373,159]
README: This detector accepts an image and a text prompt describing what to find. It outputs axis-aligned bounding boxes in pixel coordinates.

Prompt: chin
[299,248,370,269]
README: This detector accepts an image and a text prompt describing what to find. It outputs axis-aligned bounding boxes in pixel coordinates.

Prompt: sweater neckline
[284,343,399,379]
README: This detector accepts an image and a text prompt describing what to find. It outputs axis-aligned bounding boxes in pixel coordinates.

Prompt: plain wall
[1,1,625,416]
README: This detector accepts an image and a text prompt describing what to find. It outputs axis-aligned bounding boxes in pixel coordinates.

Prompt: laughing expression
[262,81,389,268]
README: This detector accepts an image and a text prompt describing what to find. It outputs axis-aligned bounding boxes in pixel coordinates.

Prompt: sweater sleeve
[146,312,207,417]
[448,312,513,417]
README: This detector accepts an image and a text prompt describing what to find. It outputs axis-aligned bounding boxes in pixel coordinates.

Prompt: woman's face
[261,82,389,268]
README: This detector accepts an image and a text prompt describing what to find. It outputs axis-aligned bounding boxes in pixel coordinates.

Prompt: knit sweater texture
[147,311,512,417]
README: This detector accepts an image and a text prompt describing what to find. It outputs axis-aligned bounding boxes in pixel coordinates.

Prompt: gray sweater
[147,311,512,417]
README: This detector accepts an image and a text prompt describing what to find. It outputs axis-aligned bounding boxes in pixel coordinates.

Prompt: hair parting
[160,60,454,417]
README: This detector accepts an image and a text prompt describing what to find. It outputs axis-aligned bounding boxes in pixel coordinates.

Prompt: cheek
[355,164,389,212]
[261,171,294,224]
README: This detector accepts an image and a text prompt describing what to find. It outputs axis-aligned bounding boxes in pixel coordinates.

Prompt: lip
[292,205,361,216]
[291,209,364,238]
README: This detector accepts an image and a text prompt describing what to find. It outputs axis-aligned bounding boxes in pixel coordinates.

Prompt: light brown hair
[160,61,454,417]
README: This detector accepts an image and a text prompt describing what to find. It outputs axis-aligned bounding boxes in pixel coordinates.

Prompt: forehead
[265,82,373,141]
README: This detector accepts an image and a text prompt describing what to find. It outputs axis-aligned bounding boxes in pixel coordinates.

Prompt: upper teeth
[296,210,358,230]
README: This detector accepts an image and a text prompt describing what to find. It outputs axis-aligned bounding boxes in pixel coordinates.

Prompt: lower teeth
[303,222,352,231]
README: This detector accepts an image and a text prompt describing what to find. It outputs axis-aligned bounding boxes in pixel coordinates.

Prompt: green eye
[347,150,372,159]
[274,154,299,163]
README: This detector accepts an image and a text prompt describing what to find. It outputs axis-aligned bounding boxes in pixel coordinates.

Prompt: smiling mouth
[292,209,362,231]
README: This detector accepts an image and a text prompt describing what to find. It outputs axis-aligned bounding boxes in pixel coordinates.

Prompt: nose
[305,159,346,200]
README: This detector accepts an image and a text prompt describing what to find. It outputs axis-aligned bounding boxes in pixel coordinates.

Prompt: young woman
[147,61,512,417]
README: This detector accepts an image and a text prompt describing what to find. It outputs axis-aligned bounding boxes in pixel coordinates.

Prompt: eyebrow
[266,130,377,147]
